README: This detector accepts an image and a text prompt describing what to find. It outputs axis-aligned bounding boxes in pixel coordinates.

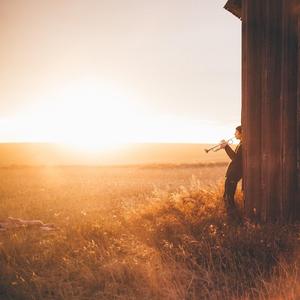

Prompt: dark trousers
[223,177,239,209]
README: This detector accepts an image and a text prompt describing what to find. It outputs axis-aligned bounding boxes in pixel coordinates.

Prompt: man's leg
[224,178,238,209]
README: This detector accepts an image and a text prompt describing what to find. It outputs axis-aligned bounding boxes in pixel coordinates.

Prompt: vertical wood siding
[241,0,300,222]
[261,0,283,222]
[281,0,298,221]
[242,0,263,221]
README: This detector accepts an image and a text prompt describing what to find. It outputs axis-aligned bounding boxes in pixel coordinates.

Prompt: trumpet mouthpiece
[204,149,209,153]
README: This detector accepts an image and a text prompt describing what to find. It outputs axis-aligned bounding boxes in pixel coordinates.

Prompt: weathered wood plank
[281,0,299,222]
[261,0,283,222]
[297,16,300,221]
[242,0,263,220]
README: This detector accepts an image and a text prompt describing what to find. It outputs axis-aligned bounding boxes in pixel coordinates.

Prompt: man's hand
[219,139,228,149]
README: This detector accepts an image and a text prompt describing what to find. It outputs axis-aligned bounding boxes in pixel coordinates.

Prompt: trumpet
[204,137,235,153]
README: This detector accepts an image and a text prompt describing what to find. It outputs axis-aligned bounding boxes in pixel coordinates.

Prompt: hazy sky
[0,0,241,144]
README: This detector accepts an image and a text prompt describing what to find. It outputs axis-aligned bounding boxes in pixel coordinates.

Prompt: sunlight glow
[0,80,236,149]
[7,80,141,150]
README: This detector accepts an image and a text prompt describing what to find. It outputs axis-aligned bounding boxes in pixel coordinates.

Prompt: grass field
[0,164,299,299]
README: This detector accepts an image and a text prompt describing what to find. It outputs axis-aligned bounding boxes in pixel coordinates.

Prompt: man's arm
[224,145,236,160]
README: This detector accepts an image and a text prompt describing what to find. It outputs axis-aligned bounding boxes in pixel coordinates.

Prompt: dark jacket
[225,142,242,181]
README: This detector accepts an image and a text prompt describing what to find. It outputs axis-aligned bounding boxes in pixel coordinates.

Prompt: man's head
[235,125,242,140]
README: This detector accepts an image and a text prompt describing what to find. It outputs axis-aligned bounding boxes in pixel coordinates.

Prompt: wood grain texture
[238,0,300,222]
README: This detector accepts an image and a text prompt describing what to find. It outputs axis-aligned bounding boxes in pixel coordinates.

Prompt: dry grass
[0,165,299,299]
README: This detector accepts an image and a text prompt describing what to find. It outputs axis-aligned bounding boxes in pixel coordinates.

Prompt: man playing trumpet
[219,125,242,211]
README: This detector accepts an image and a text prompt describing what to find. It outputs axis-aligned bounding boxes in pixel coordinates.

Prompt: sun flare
[11,80,141,151]
[1,80,234,148]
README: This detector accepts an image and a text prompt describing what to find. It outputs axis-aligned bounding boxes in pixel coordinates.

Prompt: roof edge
[224,0,242,20]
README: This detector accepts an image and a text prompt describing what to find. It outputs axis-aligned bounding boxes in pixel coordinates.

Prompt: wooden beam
[224,0,242,19]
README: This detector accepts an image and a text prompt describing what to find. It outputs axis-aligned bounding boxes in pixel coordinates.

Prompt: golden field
[0,143,228,166]
[0,163,299,300]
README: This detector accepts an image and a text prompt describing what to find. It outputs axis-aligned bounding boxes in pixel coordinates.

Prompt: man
[220,125,242,210]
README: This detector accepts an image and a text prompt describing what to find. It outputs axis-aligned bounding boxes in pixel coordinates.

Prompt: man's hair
[236,125,242,133]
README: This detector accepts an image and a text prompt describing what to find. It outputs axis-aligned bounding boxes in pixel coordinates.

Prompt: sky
[0,0,241,146]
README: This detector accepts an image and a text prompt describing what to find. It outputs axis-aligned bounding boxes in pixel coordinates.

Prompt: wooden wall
[226,0,300,222]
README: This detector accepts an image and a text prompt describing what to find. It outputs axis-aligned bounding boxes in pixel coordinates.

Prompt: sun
[17,80,140,151]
